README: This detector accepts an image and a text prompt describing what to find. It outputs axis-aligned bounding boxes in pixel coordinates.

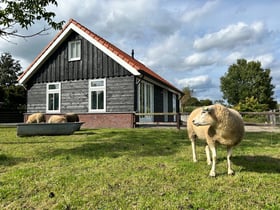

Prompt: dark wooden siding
[168,92,174,122]
[27,76,135,113]
[27,83,46,113]
[27,31,132,87]
[107,76,135,112]
[154,85,164,122]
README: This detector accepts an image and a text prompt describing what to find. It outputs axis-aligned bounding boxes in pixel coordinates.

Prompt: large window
[68,40,81,61]
[138,81,154,122]
[46,83,61,113]
[89,79,106,112]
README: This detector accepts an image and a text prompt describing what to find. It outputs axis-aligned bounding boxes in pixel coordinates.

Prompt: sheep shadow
[232,155,280,174]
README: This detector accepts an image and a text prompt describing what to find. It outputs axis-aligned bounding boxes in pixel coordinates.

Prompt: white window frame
[138,81,154,122]
[68,40,81,61]
[46,82,61,113]
[88,79,106,113]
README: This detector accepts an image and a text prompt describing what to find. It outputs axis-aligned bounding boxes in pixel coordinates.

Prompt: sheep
[48,115,67,123]
[64,113,79,122]
[187,104,244,177]
[26,113,45,123]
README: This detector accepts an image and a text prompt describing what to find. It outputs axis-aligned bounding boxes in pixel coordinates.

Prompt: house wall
[27,76,135,114]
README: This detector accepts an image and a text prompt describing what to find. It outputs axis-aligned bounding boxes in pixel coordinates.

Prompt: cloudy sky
[1,0,280,102]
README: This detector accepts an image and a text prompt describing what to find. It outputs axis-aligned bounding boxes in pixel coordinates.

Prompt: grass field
[0,127,279,209]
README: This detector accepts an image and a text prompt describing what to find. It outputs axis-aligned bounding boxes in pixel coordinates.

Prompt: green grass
[0,127,279,209]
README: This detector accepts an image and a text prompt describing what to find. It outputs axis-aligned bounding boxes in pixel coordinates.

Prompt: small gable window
[46,83,61,113]
[68,40,81,61]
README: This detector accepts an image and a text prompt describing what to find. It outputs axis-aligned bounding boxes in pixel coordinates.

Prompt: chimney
[131,49,134,59]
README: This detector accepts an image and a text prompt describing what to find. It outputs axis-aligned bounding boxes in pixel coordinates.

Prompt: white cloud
[181,0,218,22]
[250,54,274,68]
[193,21,267,51]
[183,52,219,70]
[225,52,243,65]
[142,32,188,70]
[175,75,212,89]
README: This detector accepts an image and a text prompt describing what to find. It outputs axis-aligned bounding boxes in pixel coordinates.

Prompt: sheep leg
[191,139,198,162]
[205,145,212,165]
[227,147,234,175]
[208,144,217,177]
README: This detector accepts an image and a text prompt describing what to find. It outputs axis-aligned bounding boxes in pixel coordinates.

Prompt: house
[18,19,183,128]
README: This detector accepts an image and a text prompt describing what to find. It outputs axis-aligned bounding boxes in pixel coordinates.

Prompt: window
[46,83,61,113]
[89,79,106,112]
[68,40,81,61]
[138,81,154,122]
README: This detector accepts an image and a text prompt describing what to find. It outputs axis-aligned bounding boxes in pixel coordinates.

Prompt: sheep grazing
[26,113,45,123]
[187,104,244,177]
[48,115,67,123]
[64,113,79,122]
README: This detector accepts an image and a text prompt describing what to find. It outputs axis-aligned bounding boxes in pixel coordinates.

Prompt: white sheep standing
[48,115,67,123]
[26,113,45,123]
[187,104,244,177]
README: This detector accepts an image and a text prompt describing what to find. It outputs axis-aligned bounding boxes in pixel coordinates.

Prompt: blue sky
[1,0,280,102]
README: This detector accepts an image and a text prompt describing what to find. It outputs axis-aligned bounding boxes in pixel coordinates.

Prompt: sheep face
[192,106,215,126]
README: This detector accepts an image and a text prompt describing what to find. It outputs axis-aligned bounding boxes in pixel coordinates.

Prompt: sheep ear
[203,106,214,113]
[202,107,210,113]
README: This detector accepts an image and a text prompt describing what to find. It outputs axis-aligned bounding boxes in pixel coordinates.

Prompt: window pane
[91,80,104,87]
[91,90,104,110]
[48,84,59,90]
[49,94,54,110]
[71,42,76,58]
[91,91,97,109]
[97,91,104,109]
[54,93,59,110]
[69,41,81,60]
[76,41,81,58]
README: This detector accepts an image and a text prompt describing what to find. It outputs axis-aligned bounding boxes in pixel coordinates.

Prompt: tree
[180,87,193,108]
[220,59,277,110]
[0,52,21,86]
[0,0,64,38]
[0,52,26,110]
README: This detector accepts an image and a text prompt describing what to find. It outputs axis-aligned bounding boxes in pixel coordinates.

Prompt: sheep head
[192,105,216,126]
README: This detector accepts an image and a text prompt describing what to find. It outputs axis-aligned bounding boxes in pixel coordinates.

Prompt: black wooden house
[18,19,183,128]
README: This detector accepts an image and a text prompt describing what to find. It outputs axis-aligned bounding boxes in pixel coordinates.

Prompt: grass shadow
[48,129,187,159]
[0,154,26,166]
[233,155,280,174]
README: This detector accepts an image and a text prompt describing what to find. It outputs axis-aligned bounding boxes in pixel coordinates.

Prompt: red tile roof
[18,19,182,94]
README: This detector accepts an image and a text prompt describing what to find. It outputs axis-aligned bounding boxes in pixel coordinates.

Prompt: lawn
[0,127,279,209]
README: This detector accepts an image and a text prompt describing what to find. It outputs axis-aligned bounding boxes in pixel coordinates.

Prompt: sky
[1,0,280,102]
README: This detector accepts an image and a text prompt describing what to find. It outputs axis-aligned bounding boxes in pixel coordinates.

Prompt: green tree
[0,0,64,38]
[220,59,277,110]
[199,99,212,106]
[234,96,268,112]
[0,52,21,86]
[180,87,193,108]
[0,52,26,111]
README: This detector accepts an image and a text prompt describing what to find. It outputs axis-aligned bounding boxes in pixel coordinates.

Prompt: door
[138,81,154,122]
